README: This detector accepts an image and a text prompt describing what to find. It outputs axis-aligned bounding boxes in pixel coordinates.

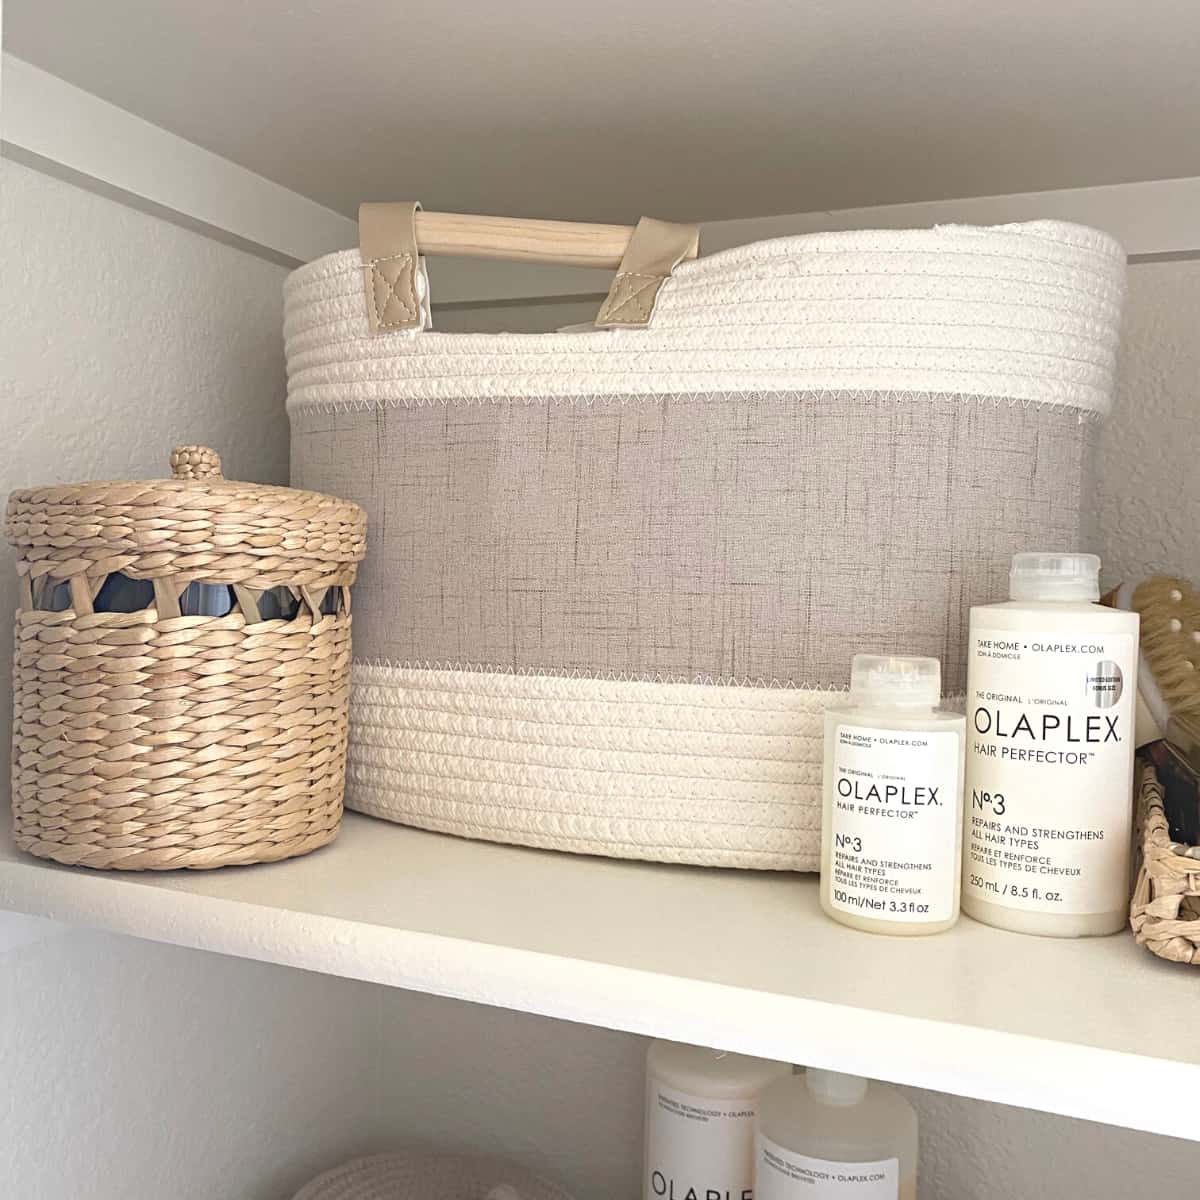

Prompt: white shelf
[1,812,1197,1142]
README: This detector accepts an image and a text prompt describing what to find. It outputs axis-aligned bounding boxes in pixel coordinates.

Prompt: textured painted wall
[379,989,647,1199]
[0,925,381,1199]
[1097,257,1200,586]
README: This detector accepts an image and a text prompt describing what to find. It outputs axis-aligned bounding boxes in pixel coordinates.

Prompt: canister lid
[4,445,366,588]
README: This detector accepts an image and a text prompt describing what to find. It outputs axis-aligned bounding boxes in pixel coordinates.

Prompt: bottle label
[828,724,961,923]
[756,1134,898,1198]
[645,1081,757,1200]
[963,627,1137,914]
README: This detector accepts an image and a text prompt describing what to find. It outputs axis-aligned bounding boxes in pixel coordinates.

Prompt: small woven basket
[4,445,366,870]
[1130,757,1200,964]
[292,1152,576,1200]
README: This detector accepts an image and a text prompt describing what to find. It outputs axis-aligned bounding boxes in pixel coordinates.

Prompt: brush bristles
[1175,712,1200,744]
[1132,576,1200,719]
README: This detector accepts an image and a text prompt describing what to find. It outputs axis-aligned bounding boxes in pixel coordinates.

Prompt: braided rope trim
[344,661,829,870]
[356,655,858,691]
[288,386,1108,422]
[285,221,1125,412]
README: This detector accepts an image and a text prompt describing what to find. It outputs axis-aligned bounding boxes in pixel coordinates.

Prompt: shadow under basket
[1131,757,1200,964]
[5,445,366,870]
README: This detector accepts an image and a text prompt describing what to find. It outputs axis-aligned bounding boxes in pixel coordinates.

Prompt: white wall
[4,158,1199,1199]
[1098,257,1200,586]
[379,990,647,1199]
[0,924,382,1199]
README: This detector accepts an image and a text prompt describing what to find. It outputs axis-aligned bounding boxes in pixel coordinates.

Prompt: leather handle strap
[594,217,699,329]
[360,201,424,334]
[358,203,699,332]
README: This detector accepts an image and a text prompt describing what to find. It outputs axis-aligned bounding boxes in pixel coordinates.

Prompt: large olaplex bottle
[644,1040,790,1200]
[962,552,1139,936]
[755,1069,917,1200]
[821,655,965,935]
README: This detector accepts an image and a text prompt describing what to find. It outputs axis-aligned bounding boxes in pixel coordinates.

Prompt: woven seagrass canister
[4,445,366,870]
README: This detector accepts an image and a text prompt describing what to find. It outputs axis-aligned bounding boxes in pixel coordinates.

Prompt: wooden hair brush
[1106,576,1200,769]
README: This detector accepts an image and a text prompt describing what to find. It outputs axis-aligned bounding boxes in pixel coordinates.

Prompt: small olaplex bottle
[821,655,965,935]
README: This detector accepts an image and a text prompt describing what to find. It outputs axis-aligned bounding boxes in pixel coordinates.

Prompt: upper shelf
[6,54,1200,301]
[9,2,1200,224]
[1,810,1197,1143]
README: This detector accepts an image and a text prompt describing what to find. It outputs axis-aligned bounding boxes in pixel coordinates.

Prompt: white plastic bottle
[644,1040,791,1200]
[755,1069,917,1200]
[962,552,1139,937]
[820,655,965,935]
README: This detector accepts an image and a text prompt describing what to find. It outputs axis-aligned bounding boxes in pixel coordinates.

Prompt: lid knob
[170,445,224,480]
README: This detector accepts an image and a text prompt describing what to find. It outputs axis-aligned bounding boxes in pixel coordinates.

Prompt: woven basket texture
[1131,758,1200,964]
[292,1153,576,1200]
[5,445,366,871]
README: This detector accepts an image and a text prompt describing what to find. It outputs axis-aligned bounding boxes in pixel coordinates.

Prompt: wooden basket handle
[359,202,699,332]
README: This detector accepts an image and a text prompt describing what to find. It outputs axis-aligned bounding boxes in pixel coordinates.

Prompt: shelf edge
[1,856,1196,1143]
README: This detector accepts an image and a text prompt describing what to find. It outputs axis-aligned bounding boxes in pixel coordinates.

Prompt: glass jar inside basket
[3,445,366,870]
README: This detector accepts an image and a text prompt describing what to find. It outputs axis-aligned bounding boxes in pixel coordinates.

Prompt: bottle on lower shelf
[755,1068,918,1200]
[643,1039,791,1200]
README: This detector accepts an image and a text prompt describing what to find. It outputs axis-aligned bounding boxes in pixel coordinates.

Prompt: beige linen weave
[292,390,1093,693]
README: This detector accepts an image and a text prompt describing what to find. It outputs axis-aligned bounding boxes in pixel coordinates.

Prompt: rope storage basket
[4,446,366,870]
[292,1152,576,1200]
[286,205,1127,871]
[1130,758,1200,964]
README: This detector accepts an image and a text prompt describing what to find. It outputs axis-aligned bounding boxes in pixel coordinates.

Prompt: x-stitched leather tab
[595,217,699,330]
[360,202,425,334]
[595,271,666,327]
[367,253,418,330]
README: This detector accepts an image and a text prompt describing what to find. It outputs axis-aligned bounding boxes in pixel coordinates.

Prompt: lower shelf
[1,808,1197,1142]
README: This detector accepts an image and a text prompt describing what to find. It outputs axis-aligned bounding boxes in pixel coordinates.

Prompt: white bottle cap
[806,1068,869,1106]
[849,654,941,709]
[1008,552,1101,602]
